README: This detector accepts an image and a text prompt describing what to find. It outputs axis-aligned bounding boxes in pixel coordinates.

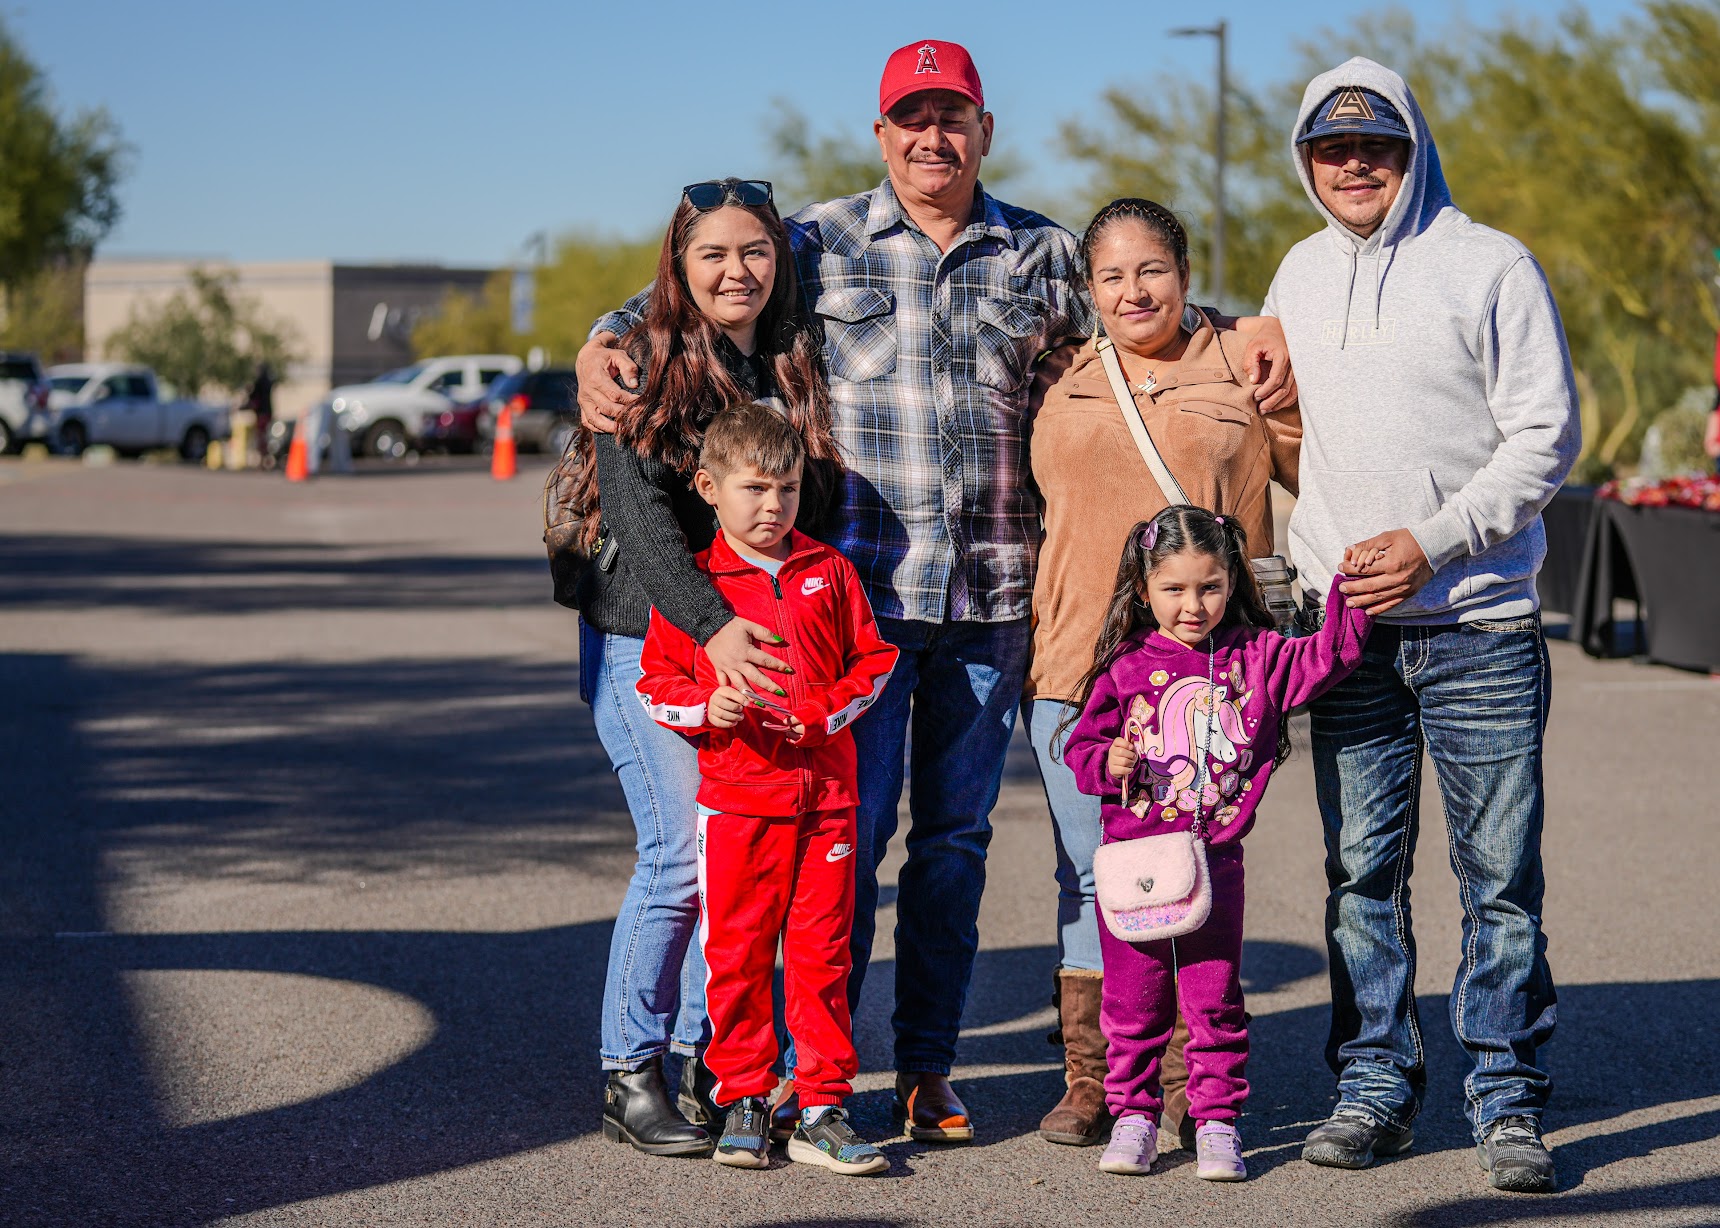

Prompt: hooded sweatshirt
[1264,58,1581,623]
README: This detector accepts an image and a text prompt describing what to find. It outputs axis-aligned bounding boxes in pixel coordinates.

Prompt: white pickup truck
[47,364,230,459]
[323,353,521,458]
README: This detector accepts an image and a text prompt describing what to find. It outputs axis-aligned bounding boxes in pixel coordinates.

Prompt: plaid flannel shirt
[594,178,1092,623]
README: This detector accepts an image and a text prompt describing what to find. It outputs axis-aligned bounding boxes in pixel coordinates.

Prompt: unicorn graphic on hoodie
[1121,657,1253,825]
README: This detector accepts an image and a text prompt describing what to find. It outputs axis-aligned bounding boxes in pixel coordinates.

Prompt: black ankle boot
[677,1052,723,1129]
[602,1056,713,1156]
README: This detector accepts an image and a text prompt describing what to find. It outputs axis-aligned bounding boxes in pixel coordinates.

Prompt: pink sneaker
[1099,1112,1158,1175]
[1195,1121,1247,1181]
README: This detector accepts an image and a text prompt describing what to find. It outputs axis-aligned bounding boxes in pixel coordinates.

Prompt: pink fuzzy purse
[1093,630,1219,943]
[1093,828,1212,941]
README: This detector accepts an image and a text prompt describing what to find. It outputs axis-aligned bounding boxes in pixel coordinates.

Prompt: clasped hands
[1338,528,1434,616]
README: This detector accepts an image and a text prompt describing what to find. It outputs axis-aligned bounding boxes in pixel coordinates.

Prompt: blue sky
[11,0,1638,268]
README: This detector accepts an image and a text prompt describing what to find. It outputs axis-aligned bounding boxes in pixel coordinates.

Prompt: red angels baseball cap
[878,39,984,116]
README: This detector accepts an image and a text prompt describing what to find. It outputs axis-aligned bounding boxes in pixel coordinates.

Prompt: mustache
[1336,176,1385,189]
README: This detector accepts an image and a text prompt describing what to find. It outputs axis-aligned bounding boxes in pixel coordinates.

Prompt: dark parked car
[478,368,577,455]
[418,399,484,454]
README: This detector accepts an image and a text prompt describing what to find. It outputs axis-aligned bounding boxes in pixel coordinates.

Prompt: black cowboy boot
[602,1055,713,1157]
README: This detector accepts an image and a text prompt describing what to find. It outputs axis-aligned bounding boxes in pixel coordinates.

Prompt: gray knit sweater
[575,337,833,641]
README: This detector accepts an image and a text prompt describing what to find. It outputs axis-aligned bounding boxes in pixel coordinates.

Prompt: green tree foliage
[766,104,886,211]
[411,234,662,365]
[0,18,126,295]
[533,234,663,359]
[411,270,515,359]
[1060,3,1720,474]
[107,268,302,398]
[1059,81,1307,308]
[0,258,84,361]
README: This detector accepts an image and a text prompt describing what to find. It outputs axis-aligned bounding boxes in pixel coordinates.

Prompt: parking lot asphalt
[2,455,1717,1228]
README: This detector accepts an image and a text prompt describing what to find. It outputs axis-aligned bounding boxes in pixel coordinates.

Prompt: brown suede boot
[1038,969,1111,1146]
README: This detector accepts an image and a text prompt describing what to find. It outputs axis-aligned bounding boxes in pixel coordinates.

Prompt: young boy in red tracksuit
[637,402,897,1176]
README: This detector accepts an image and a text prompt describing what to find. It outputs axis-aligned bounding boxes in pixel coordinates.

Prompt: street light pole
[1170,20,1228,305]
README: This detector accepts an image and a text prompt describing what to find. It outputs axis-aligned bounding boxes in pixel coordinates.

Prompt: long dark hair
[1055,505,1290,767]
[567,191,840,548]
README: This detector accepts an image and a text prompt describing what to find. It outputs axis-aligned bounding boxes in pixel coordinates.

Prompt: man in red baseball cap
[871,40,993,252]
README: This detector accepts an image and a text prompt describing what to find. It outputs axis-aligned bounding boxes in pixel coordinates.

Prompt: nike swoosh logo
[826,843,853,863]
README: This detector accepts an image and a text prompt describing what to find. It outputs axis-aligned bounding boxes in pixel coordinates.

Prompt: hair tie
[1140,521,1160,550]
[1214,515,1226,526]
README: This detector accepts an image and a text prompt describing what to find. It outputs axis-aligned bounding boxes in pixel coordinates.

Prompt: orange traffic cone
[491,403,517,481]
[284,415,310,482]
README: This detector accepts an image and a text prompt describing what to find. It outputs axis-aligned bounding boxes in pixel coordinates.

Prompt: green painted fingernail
[776,687,787,697]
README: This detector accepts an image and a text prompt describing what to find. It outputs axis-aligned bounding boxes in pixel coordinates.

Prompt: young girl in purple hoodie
[1061,505,1373,1182]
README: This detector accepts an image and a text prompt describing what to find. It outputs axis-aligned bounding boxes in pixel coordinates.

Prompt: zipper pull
[770,574,782,600]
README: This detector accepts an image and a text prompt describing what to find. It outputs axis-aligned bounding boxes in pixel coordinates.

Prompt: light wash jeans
[582,621,709,1071]
[1022,699,1103,973]
[1310,614,1556,1140]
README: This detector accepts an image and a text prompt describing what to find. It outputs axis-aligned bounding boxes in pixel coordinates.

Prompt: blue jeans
[1310,614,1556,1139]
[1022,699,1103,973]
[847,616,1032,1075]
[582,622,709,1070]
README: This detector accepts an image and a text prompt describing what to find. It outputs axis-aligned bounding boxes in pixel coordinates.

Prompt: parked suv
[478,367,578,455]
[324,354,522,458]
[0,352,50,453]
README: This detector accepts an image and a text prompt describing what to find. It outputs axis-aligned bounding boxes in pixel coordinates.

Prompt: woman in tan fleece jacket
[1025,198,1301,1150]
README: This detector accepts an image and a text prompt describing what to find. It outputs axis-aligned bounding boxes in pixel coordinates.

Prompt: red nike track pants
[697,806,858,1107]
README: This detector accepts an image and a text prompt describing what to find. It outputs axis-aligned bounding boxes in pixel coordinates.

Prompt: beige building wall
[85,260,497,419]
[85,260,336,418]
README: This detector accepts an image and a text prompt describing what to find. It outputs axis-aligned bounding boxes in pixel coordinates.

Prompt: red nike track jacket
[636,530,898,816]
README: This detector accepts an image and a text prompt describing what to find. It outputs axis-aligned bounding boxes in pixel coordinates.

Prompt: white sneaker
[1099,1112,1158,1175]
[1195,1120,1247,1181]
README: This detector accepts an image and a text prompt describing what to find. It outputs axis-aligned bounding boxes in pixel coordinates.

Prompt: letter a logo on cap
[915,43,940,75]
[1325,87,1377,123]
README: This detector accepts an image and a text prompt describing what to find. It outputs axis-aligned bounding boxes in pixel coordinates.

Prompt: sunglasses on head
[683,179,774,211]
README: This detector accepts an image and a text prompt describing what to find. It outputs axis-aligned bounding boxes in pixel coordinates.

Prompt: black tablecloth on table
[1572,500,1720,672]
[1536,486,1596,615]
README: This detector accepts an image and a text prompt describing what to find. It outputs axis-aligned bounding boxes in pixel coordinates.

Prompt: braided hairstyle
[1054,505,1291,767]
[1077,197,1191,283]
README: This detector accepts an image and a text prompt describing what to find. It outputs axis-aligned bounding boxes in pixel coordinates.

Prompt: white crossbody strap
[1097,337,1190,507]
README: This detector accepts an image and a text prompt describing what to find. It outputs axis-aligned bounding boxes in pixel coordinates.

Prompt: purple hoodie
[1064,573,1373,846]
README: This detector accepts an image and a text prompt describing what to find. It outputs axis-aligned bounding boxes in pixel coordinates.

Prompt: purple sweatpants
[1098,846,1247,1122]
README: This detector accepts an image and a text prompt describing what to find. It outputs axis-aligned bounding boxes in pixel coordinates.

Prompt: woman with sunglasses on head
[558,177,841,1157]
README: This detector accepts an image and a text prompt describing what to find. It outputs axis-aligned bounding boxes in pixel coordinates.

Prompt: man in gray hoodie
[1264,58,1579,1193]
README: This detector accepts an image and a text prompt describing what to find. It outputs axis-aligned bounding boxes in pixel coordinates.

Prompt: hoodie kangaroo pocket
[1302,465,1441,547]
[1298,465,1471,611]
